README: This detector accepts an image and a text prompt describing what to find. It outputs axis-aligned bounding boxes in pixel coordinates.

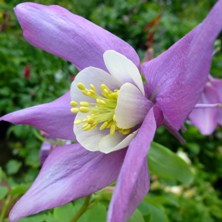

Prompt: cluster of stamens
[70,83,131,136]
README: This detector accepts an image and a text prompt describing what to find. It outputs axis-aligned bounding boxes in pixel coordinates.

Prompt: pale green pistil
[70,83,131,135]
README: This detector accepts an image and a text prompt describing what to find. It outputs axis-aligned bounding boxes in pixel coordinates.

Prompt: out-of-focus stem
[0,195,11,222]
[70,196,91,222]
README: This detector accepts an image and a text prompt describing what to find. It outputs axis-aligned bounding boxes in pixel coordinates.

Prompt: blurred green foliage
[0,0,222,222]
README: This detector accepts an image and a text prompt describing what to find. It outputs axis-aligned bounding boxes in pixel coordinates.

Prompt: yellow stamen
[100,122,109,130]
[90,84,96,91]
[71,108,79,113]
[86,91,95,97]
[89,124,96,130]
[74,120,82,125]
[70,101,78,106]
[71,82,131,136]
[87,118,95,124]
[77,83,86,90]
[121,129,131,135]
[80,101,89,107]
[82,123,91,130]
[110,123,116,135]
[82,90,89,96]
[79,107,89,113]
[106,122,113,128]
[96,98,106,105]
[111,92,118,99]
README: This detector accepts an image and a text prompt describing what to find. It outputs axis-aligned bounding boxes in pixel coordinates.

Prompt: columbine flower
[1,2,222,222]
[70,50,151,153]
[189,75,222,135]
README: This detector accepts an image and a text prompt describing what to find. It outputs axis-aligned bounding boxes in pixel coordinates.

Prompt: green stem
[70,196,91,222]
[0,195,11,222]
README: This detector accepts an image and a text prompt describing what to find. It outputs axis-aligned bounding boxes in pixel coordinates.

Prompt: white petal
[74,112,138,153]
[71,67,121,103]
[103,50,145,95]
[74,112,108,152]
[99,130,138,154]
[115,83,151,129]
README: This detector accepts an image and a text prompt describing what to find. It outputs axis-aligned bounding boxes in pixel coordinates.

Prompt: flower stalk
[70,196,91,222]
[0,195,14,222]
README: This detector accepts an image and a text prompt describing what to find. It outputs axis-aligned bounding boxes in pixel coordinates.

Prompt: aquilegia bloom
[1,1,222,222]
[70,50,151,153]
[189,75,222,135]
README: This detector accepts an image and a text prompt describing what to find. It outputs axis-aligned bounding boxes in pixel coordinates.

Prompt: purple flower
[70,50,151,153]
[189,75,222,135]
[1,1,222,222]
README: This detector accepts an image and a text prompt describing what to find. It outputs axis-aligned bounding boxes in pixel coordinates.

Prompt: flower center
[70,83,131,135]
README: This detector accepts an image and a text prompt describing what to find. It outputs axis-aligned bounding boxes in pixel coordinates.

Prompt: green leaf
[78,203,106,222]
[0,167,4,181]
[44,213,58,222]
[10,184,30,196]
[139,197,170,222]
[128,209,145,222]
[18,214,46,222]
[6,159,22,175]
[148,142,193,184]
[0,186,8,200]
[53,203,77,222]
[143,202,169,222]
